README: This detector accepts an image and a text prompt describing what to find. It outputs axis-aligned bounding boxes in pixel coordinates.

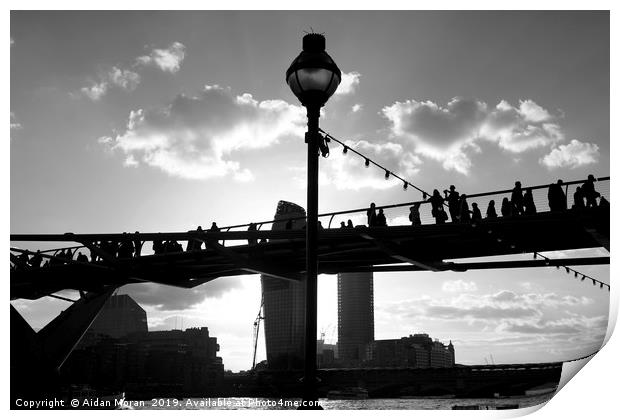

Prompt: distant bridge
[251,363,563,398]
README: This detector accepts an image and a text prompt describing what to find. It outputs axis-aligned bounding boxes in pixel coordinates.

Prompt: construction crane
[251,294,264,370]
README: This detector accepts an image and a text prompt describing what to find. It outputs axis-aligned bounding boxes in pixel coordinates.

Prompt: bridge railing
[219,176,610,232]
[9,176,609,260]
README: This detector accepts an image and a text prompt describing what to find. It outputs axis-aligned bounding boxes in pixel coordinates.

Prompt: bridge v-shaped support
[200,236,303,282]
[37,286,117,370]
[358,230,440,272]
[10,286,116,403]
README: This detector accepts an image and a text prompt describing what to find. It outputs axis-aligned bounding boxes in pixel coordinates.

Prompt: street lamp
[286,33,341,408]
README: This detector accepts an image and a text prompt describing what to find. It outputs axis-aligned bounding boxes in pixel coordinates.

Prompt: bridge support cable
[477,221,610,292]
[320,257,609,274]
[533,251,609,290]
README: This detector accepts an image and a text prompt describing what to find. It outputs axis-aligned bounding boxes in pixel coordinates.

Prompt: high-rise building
[337,272,374,362]
[88,294,148,338]
[261,201,307,369]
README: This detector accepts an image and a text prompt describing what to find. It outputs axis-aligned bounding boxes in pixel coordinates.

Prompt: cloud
[314,139,422,190]
[108,66,141,91]
[540,139,600,169]
[136,42,186,73]
[80,67,141,101]
[382,97,568,174]
[335,71,360,96]
[351,104,363,113]
[442,279,478,293]
[120,277,243,311]
[498,315,607,336]
[81,81,108,101]
[101,84,305,180]
[378,289,593,324]
[518,99,553,123]
[78,42,184,100]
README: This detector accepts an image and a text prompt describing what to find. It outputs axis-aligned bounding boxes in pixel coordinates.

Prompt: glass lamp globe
[286,34,341,107]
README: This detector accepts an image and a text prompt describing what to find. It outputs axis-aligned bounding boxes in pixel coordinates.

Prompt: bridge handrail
[217,176,610,231]
[9,176,608,242]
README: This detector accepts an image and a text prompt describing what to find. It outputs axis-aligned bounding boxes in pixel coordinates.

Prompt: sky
[10,10,610,372]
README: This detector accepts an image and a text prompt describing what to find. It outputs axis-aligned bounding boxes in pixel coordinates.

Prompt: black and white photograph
[8,6,613,413]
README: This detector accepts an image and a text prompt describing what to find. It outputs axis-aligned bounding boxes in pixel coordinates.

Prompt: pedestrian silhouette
[18,252,29,268]
[409,203,421,226]
[444,185,460,223]
[118,234,134,258]
[367,203,377,227]
[376,209,387,227]
[109,241,119,258]
[340,221,346,229]
[207,222,221,246]
[29,250,43,268]
[523,188,536,215]
[153,239,164,255]
[501,197,512,218]
[248,223,257,245]
[511,181,524,215]
[347,219,354,228]
[195,225,204,250]
[134,231,143,257]
[429,190,445,224]
[459,194,471,223]
[573,186,585,210]
[471,202,482,223]
[76,252,89,263]
[548,179,567,212]
[187,226,204,251]
[486,200,498,219]
[582,174,600,208]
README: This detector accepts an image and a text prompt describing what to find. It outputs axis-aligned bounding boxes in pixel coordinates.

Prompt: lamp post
[286,33,341,407]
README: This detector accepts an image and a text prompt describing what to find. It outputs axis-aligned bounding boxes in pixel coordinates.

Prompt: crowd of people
[11,224,224,270]
[362,175,607,227]
[12,176,608,271]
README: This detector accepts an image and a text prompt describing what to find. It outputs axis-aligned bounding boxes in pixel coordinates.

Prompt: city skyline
[10,10,610,372]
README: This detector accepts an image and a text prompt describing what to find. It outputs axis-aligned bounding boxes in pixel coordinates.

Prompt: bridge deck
[10,207,609,300]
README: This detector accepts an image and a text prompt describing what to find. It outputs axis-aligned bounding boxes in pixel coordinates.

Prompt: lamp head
[286,33,341,107]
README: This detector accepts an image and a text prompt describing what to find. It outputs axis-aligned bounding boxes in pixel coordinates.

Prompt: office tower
[261,200,307,369]
[337,272,374,362]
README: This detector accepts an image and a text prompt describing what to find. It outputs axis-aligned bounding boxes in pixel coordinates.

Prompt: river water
[128,393,553,410]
